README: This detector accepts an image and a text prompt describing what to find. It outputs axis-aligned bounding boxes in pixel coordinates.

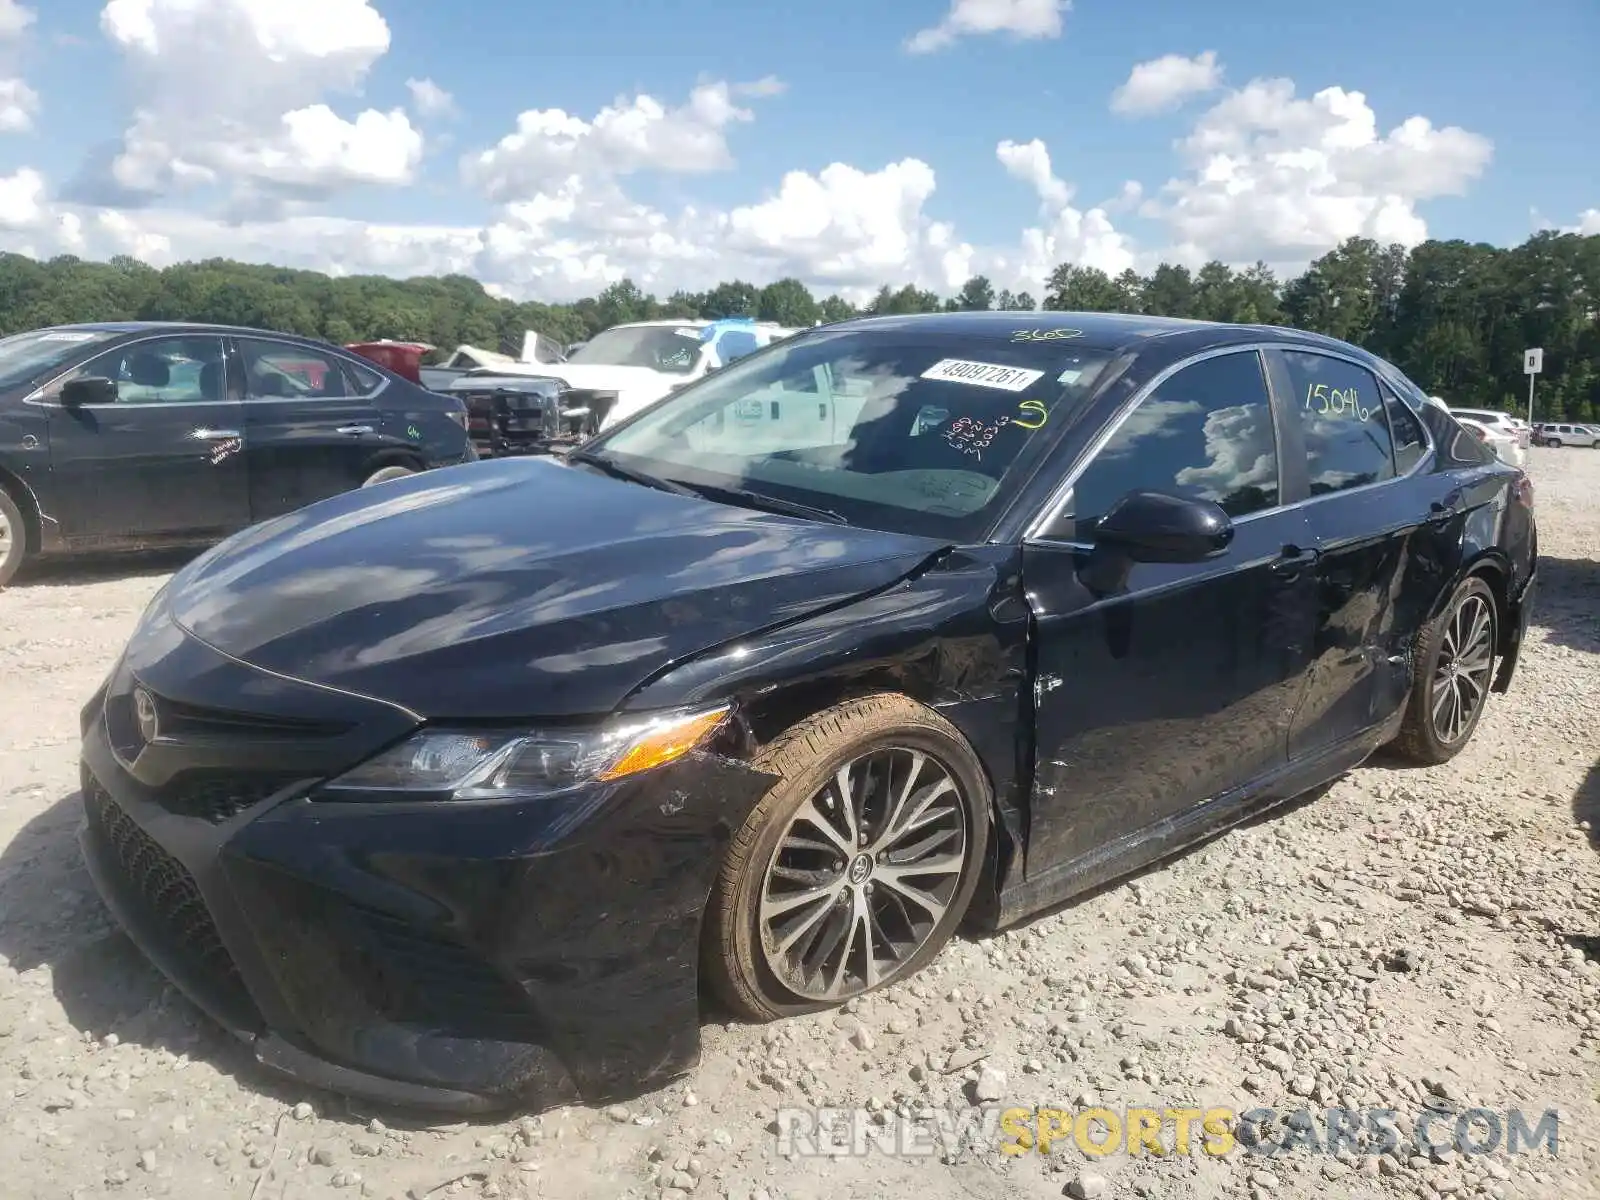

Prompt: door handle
[336,425,374,436]
[191,428,242,440]
[1428,499,1461,524]
[1271,545,1321,579]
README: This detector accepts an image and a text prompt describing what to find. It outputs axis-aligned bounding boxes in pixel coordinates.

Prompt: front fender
[624,544,1033,913]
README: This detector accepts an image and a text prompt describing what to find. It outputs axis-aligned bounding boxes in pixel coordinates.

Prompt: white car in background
[455,318,801,431]
[1448,406,1529,449]
[1454,416,1528,468]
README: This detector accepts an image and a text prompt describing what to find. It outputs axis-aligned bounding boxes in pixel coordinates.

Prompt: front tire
[0,488,27,589]
[1392,576,1498,764]
[703,694,991,1021]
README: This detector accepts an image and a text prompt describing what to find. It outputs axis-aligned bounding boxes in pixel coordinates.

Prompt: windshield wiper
[566,450,698,498]
[672,481,847,525]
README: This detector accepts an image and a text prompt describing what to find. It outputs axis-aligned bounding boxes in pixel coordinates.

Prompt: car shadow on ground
[0,789,489,1131]
[1528,554,1600,655]
[10,548,200,587]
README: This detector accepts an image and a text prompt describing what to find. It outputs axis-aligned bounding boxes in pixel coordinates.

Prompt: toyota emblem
[132,687,159,744]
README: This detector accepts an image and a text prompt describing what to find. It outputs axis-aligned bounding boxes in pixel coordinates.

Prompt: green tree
[757,277,820,326]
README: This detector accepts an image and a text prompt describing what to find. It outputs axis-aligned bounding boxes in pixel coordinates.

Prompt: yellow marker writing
[1014,400,1048,429]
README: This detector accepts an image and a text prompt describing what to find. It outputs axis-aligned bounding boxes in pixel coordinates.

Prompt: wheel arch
[0,463,43,555]
[362,448,425,478]
[630,554,1032,936]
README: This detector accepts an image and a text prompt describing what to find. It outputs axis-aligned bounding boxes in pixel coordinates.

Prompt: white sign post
[1524,348,1543,425]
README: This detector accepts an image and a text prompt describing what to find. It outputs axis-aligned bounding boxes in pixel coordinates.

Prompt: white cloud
[997,138,1136,279]
[0,166,43,228]
[906,0,1068,54]
[1111,51,1222,116]
[88,0,420,211]
[0,0,34,39]
[0,40,1509,311]
[1575,209,1600,235]
[0,0,35,131]
[465,81,764,203]
[722,159,971,294]
[1141,75,1492,264]
[405,77,456,119]
[0,75,35,131]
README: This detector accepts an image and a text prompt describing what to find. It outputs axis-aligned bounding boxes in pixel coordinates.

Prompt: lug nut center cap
[847,853,873,885]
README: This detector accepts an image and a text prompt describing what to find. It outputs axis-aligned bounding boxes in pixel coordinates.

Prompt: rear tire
[1392,576,1498,765]
[361,465,417,488]
[0,488,26,588]
[702,694,991,1022]
[1547,439,1562,448]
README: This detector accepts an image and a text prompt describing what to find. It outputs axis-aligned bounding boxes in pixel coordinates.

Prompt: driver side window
[73,336,230,404]
[1052,350,1280,541]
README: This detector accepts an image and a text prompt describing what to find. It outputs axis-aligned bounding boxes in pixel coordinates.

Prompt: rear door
[44,334,250,543]
[1266,347,1431,756]
[237,336,391,521]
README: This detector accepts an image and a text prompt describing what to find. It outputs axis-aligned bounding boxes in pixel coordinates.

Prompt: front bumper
[76,629,774,1113]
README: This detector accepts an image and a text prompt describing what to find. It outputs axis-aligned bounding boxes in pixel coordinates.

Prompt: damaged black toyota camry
[78,311,1536,1113]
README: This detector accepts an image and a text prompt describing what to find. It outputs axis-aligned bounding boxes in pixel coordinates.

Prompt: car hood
[166,458,949,719]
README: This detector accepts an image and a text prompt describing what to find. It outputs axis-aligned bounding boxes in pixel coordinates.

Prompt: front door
[1022,348,1320,870]
[237,337,388,520]
[45,334,250,544]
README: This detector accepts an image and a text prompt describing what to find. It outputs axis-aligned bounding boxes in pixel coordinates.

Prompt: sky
[0,0,1595,305]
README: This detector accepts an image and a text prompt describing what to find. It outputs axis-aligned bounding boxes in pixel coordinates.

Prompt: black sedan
[0,322,473,586]
[77,311,1536,1113]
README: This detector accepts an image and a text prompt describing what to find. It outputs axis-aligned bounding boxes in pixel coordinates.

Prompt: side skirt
[991,710,1405,930]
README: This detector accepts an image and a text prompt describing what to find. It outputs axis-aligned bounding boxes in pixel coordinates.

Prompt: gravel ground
[1,447,1597,1200]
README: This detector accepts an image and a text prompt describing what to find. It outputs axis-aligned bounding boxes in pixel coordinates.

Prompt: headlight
[315,704,731,802]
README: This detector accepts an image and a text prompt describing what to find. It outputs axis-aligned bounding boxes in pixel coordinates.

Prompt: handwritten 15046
[1305,382,1372,422]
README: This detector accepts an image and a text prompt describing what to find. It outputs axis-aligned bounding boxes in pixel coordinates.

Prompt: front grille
[82,776,256,1022]
[157,772,300,824]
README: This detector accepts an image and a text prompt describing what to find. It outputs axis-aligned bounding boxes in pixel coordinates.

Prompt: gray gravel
[1,447,1596,1200]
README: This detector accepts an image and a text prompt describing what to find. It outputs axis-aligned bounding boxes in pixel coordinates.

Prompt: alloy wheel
[0,509,10,559]
[758,748,969,1001]
[1431,592,1494,744]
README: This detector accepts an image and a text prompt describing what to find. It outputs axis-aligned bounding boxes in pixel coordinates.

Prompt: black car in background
[0,322,473,585]
[77,311,1536,1114]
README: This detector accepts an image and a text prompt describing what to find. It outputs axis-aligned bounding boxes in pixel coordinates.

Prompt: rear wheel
[361,464,417,487]
[703,695,990,1021]
[1392,576,1498,764]
[1547,438,1563,448]
[0,488,26,588]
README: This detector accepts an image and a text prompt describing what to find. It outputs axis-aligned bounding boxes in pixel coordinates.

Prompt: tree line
[0,230,1595,420]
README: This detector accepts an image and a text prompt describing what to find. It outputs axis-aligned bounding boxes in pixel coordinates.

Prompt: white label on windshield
[921,358,1043,392]
[674,328,702,339]
[37,332,100,342]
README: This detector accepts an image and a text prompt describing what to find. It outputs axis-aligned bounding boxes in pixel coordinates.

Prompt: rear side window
[239,339,349,400]
[342,358,384,393]
[1380,383,1427,474]
[1062,349,1280,539]
[1277,351,1395,496]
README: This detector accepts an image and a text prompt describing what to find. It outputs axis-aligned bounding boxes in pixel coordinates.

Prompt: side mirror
[61,376,118,407]
[1093,489,1234,563]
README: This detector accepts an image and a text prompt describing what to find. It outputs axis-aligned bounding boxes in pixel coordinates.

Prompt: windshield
[566,325,707,375]
[585,328,1118,540]
[0,328,120,393]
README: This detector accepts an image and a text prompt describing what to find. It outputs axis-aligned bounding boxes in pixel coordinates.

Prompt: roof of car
[820,310,1370,356]
[42,321,333,341]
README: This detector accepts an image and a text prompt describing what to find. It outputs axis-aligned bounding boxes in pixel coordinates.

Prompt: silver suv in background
[1533,422,1600,448]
